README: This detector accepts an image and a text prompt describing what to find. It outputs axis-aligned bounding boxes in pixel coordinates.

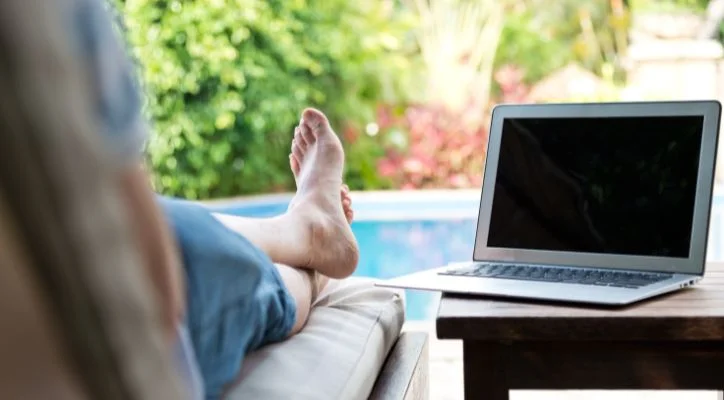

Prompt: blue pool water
[353,219,475,319]
[209,190,724,321]
[209,191,482,320]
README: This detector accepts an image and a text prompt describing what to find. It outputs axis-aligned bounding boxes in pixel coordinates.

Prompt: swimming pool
[209,189,724,320]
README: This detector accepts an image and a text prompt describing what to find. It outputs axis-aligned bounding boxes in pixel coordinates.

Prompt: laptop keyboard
[439,263,673,289]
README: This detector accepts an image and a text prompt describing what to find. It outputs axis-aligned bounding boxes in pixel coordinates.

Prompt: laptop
[377,101,722,306]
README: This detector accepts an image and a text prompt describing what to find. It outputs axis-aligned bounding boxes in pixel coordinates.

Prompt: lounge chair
[228,279,429,400]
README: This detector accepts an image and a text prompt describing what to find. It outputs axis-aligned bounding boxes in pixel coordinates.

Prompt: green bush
[495,9,570,85]
[113,0,414,199]
[495,0,631,86]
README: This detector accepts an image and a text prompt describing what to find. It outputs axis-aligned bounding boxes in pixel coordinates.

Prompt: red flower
[376,103,489,190]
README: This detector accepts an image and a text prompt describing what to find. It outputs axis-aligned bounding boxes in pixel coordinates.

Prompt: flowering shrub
[375,64,533,190]
[494,64,530,103]
[376,104,488,190]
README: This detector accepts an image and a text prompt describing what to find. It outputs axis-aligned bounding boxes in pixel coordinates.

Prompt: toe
[294,127,308,151]
[292,140,304,162]
[302,108,329,130]
[301,123,315,144]
[290,154,300,176]
[345,209,354,224]
[340,187,351,203]
[302,108,333,139]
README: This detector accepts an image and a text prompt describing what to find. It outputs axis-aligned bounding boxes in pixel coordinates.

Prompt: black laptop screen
[487,116,704,258]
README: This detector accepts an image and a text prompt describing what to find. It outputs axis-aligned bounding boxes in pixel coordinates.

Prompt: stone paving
[403,322,719,400]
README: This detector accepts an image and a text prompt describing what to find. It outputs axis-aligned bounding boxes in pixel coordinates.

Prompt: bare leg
[213,108,359,279]
[213,185,352,249]
[213,109,359,334]
[217,188,353,335]
[256,187,352,335]
[273,263,321,335]
[214,188,352,334]
[271,113,359,334]
[212,185,353,272]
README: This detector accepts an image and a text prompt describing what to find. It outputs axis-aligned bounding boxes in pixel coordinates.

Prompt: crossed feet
[284,108,359,279]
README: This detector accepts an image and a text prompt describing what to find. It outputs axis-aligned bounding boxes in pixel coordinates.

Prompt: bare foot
[290,157,354,224]
[340,184,353,224]
[284,108,359,278]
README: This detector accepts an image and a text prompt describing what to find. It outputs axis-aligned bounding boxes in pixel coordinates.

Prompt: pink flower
[449,174,468,188]
[402,158,425,174]
[377,158,399,177]
[376,102,490,190]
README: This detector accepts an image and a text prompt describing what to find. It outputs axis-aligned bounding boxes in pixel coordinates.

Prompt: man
[65,0,360,398]
[0,0,185,398]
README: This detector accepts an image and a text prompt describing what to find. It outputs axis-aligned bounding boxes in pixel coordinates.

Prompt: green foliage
[343,126,395,191]
[495,10,570,84]
[630,0,709,13]
[495,0,631,85]
[113,0,414,199]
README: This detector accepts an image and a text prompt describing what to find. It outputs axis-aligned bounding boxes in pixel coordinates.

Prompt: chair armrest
[368,331,429,400]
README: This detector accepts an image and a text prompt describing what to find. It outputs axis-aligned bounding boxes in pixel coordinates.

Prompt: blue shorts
[159,197,297,400]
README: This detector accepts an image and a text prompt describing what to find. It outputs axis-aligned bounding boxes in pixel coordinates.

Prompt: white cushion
[225,277,405,400]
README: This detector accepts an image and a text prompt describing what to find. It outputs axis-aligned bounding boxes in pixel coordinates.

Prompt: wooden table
[436,262,724,400]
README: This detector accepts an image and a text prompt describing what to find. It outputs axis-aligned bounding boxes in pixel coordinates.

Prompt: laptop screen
[487,116,704,258]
